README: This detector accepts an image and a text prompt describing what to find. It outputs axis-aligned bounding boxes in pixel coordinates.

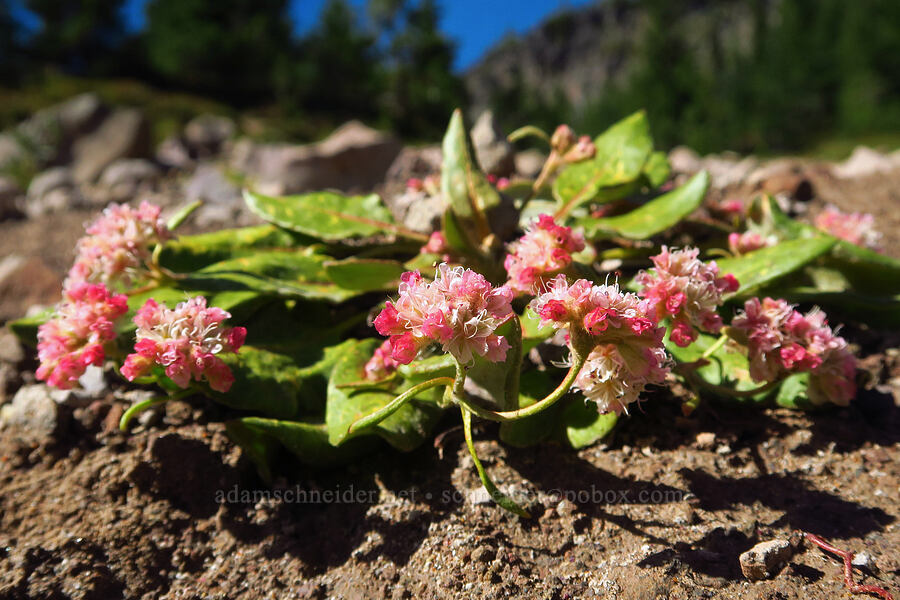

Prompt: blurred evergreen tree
[24,0,127,75]
[371,0,466,138]
[281,0,383,121]
[143,0,293,104]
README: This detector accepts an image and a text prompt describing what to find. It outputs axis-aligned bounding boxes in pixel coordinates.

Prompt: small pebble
[739,539,794,580]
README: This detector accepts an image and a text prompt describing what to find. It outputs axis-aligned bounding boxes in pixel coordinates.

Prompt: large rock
[470,110,515,177]
[0,134,27,171]
[71,109,151,183]
[833,146,898,179]
[236,121,402,195]
[515,149,546,178]
[183,165,252,228]
[98,159,161,203]
[55,93,109,141]
[25,167,82,217]
[183,114,235,157]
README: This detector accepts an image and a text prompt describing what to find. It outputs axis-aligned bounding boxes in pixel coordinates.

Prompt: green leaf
[217,339,356,419]
[244,189,402,241]
[232,417,374,468]
[165,200,203,231]
[180,250,358,303]
[464,318,523,411]
[8,310,52,348]
[775,372,814,410]
[215,347,305,418]
[553,110,653,213]
[576,171,709,240]
[822,241,900,296]
[667,332,764,399]
[323,258,406,291]
[562,399,618,449]
[159,225,306,272]
[774,288,900,327]
[716,237,836,297]
[396,354,456,381]
[642,150,671,188]
[326,339,444,451]
[440,109,500,245]
[498,370,561,447]
[520,307,555,351]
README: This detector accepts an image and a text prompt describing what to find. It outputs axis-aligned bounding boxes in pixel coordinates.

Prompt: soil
[0,160,898,599]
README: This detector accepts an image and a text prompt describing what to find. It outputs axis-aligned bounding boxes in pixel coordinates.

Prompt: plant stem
[804,532,894,600]
[700,333,729,360]
[456,354,586,422]
[347,376,454,436]
[461,406,530,518]
[119,389,192,431]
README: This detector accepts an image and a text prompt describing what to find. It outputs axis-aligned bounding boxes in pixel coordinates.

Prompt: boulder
[668,146,702,174]
[71,109,151,183]
[0,176,23,220]
[98,159,161,202]
[25,167,82,217]
[0,133,27,171]
[237,121,402,195]
[183,165,254,228]
[183,114,235,157]
[156,135,194,169]
[55,92,109,140]
[515,149,547,178]
[470,110,515,176]
[833,146,897,179]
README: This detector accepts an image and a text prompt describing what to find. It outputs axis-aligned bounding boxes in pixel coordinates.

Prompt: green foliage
[577,170,708,240]
[143,0,293,104]
[553,111,653,212]
[16,108,894,518]
[326,339,444,451]
[244,190,404,242]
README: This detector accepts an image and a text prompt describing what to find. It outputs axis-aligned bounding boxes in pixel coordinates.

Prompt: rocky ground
[0,94,898,599]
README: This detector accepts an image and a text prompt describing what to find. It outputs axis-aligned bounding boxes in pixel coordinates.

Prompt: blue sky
[288,0,595,70]
[117,0,594,71]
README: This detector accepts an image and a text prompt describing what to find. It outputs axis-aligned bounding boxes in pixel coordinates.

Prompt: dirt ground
[0,161,898,599]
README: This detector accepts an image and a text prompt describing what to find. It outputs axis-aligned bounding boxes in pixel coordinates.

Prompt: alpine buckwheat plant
[505,214,585,295]
[814,204,881,251]
[12,109,889,517]
[636,246,739,347]
[121,296,247,393]
[36,283,128,389]
[66,201,173,290]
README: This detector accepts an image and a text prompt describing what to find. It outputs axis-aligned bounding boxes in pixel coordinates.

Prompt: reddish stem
[804,532,893,600]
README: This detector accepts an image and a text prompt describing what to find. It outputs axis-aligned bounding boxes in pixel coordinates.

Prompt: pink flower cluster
[66,201,173,290]
[373,264,514,365]
[728,231,775,256]
[36,283,128,389]
[636,247,739,347]
[814,205,881,251]
[505,214,585,295]
[532,275,669,412]
[121,296,246,393]
[364,339,401,381]
[731,297,856,405]
[574,343,669,416]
